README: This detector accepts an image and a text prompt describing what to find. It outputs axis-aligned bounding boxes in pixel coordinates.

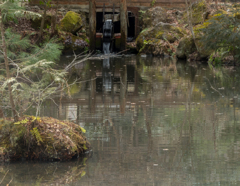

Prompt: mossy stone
[182,0,208,25]
[60,11,82,34]
[142,7,167,29]
[0,117,90,161]
[136,23,186,55]
[176,36,196,59]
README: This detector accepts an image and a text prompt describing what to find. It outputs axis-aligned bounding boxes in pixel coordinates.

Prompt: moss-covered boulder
[0,116,90,161]
[182,0,208,25]
[176,20,213,60]
[60,11,82,34]
[142,7,167,29]
[136,23,186,56]
[176,36,196,59]
[176,35,211,60]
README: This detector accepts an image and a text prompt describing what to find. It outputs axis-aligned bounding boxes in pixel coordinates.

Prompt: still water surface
[1,55,240,185]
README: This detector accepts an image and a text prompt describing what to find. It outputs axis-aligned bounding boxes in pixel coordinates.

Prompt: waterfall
[102,19,113,54]
[103,42,111,54]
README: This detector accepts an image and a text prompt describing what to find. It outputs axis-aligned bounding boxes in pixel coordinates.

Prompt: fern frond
[30,127,43,145]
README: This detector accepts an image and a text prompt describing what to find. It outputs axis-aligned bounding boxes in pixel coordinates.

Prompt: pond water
[1,55,240,185]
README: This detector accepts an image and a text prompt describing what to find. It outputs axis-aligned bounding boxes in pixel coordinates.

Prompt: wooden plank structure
[89,0,96,51]
[30,0,188,51]
[120,0,127,51]
[30,0,187,9]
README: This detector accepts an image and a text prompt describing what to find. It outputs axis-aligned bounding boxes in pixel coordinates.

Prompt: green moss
[182,0,207,25]
[0,116,90,161]
[136,23,186,55]
[60,11,82,33]
[176,36,196,59]
[155,31,164,39]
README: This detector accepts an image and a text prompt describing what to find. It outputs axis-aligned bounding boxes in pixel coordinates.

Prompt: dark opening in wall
[96,12,120,34]
[96,11,135,38]
[128,12,135,38]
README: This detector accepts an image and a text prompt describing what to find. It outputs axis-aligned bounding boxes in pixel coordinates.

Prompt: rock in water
[0,117,90,161]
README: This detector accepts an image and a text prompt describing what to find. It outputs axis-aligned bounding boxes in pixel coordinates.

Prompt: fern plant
[200,8,240,65]
[30,127,43,145]
[0,1,65,119]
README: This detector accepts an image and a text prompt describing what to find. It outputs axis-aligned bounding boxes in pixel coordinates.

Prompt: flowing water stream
[1,55,240,185]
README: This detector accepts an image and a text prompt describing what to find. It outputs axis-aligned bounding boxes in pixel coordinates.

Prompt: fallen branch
[0,170,9,185]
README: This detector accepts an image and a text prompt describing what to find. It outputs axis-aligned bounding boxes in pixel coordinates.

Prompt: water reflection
[0,157,89,186]
[2,56,240,185]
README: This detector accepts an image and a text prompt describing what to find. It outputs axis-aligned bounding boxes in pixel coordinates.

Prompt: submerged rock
[0,116,90,161]
[60,11,82,34]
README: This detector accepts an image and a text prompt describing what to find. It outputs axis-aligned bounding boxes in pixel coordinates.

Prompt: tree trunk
[185,0,199,53]
[215,0,218,9]
[89,0,96,52]
[39,4,47,39]
[51,0,59,35]
[0,12,18,121]
[120,0,127,51]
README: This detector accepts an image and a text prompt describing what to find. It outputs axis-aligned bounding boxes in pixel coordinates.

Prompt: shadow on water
[4,55,240,185]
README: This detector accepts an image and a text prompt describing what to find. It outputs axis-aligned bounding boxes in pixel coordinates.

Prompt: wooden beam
[120,0,127,51]
[89,0,96,51]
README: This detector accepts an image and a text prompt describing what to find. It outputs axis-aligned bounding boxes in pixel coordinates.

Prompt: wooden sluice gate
[30,0,188,51]
[92,1,128,52]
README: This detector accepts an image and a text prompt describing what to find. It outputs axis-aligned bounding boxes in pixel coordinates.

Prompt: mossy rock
[0,116,90,161]
[176,34,212,60]
[176,36,196,59]
[60,11,82,34]
[195,38,212,59]
[142,7,167,29]
[182,0,208,25]
[136,23,186,56]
